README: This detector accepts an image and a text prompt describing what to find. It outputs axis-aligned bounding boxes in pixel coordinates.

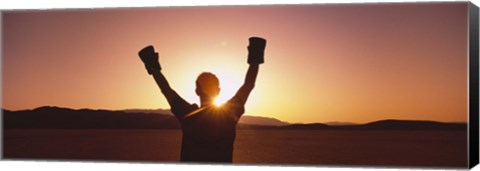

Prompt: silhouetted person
[138,37,266,163]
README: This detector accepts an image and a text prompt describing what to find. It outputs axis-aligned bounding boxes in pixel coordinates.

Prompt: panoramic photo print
[2,2,471,168]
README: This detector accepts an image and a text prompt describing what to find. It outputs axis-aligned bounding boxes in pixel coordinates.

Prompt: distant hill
[119,109,290,126]
[325,121,358,126]
[121,108,172,115]
[238,115,289,126]
[280,123,330,130]
[356,119,466,130]
[3,106,467,131]
[4,106,179,129]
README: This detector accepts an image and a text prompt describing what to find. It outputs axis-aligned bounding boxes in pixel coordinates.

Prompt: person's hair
[196,72,220,97]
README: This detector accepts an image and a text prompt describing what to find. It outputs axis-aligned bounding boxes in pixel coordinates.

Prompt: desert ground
[3,129,467,168]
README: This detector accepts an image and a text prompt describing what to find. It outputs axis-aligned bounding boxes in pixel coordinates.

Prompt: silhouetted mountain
[122,108,172,115]
[280,123,330,130]
[4,106,179,129]
[238,115,289,126]
[2,106,467,131]
[325,121,358,126]
[356,119,466,130]
[276,120,466,131]
[120,109,290,126]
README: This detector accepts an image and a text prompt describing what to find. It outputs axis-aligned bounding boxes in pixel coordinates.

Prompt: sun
[208,69,243,107]
[183,55,245,107]
[213,98,225,107]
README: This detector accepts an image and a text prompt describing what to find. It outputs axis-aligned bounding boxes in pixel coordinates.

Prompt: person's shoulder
[223,97,245,112]
[191,103,199,109]
[226,96,243,105]
[171,100,199,118]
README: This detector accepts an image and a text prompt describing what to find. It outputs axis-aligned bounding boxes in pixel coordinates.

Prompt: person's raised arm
[233,37,266,105]
[234,64,260,105]
[151,70,178,103]
[138,45,183,106]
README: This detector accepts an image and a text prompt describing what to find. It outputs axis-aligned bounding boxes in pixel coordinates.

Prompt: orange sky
[2,3,469,123]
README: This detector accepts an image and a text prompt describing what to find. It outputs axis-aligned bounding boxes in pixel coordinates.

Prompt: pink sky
[2,3,469,123]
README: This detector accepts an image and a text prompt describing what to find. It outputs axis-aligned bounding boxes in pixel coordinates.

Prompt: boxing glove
[138,45,161,75]
[247,37,266,64]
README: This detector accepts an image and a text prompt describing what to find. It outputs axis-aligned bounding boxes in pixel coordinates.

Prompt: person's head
[195,72,220,100]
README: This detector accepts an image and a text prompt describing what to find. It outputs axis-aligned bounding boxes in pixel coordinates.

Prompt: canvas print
[2,2,477,169]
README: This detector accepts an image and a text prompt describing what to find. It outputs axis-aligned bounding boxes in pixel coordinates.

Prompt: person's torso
[179,105,240,162]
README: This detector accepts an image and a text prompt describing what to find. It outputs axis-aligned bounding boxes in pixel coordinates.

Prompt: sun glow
[187,57,244,108]
[213,97,225,107]
[211,71,243,106]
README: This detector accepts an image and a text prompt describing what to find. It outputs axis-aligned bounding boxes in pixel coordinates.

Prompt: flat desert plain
[3,129,467,168]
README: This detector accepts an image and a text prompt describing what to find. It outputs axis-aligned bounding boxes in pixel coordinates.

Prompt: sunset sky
[2,3,469,123]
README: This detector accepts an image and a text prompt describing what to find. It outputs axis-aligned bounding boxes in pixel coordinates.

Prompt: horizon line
[1,105,469,124]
